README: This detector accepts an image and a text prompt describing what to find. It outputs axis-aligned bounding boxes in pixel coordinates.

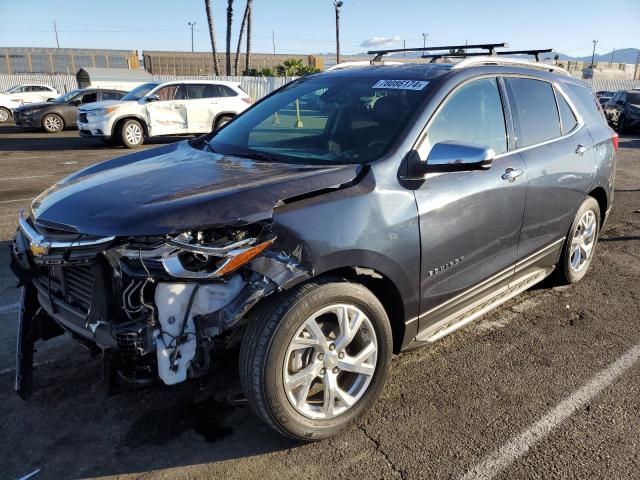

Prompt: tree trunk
[204,0,221,75]
[226,0,234,75]
[245,0,253,73]
[234,1,250,75]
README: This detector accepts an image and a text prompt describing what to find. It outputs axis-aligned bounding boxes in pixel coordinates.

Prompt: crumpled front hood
[32,141,362,236]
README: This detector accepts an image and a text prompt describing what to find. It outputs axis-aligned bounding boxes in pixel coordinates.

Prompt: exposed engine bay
[10,214,310,397]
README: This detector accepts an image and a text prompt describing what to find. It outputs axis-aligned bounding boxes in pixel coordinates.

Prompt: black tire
[213,115,234,131]
[239,278,392,440]
[42,113,64,133]
[0,107,10,123]
[119,119,145,148]
[552,196,601,285]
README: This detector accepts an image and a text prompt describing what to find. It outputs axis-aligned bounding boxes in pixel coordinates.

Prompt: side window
[80,92,98,104]
[185,84,213,99]
[424,77,507,156]
[506,78,560,147]
[154,84,184,101]
[555,88,578,135]
[218,86,238,97]
[100,91,121,101]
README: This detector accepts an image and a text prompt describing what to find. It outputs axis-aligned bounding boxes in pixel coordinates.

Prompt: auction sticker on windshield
[372,80,429,90]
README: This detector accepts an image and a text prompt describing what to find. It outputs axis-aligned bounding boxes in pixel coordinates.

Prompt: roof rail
[451,56,569,75]
[422,48,556,63]
[326,60,403,71]
[367,43,508,62]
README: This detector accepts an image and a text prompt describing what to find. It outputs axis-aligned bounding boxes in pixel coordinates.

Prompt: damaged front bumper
[10,214,309,397]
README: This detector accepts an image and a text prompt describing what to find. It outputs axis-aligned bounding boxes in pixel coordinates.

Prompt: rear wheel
[0,107,10,123]
[119,119,144,148]
[553,197,600,285]
[213,115,234,131]
[239,278,392,440]
[42,113,64,133]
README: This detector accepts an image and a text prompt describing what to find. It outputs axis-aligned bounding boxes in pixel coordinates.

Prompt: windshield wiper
[223,151,279,162]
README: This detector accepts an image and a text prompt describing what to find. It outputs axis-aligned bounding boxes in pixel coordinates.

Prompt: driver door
[412,77,528,338]
[145,84,188,136]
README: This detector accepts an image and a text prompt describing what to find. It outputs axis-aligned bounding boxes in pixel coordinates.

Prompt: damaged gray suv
[11,45,617,440]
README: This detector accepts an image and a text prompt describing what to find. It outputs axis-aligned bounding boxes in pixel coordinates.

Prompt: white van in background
[77,80,253,148]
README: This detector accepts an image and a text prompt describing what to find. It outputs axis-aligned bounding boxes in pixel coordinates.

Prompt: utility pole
[590,39,598,68]
[634,51,640,80]
[334,1,343,65]
[188,22,196,52]
[422,32,427,48]
[53,21,60,48]
[272,30,276,54]
[609,47,615,67]
[403,39,406,57]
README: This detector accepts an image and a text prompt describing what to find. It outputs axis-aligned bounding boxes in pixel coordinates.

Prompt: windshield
[4,86,19,93]
[121,83,159,101]
[54,90,82,103]
[208,76,431,164]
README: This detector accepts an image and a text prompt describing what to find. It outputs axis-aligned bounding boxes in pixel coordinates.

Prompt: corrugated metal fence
[0,74,297,99]
[0,73,638,98]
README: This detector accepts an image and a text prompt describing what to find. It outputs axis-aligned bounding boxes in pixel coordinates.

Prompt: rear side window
[563,82,608,127]
[425,78,507,155]
[506,78,560,147]
[101,91,121,100]
[555,88,578,135]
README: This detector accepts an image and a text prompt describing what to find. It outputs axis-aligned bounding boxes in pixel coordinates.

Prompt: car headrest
[373,96,402,127]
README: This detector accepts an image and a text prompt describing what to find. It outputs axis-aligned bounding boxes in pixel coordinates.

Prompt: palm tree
[234,0,252,75]
[245,0,253,73]
[204,0,221,75]
[226,0,234,75]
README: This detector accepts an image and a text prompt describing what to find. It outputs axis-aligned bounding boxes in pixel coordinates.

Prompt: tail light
[241,97,253,105]
[611,130,619,153]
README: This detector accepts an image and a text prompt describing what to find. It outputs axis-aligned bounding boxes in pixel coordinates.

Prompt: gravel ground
[0,125,638,480]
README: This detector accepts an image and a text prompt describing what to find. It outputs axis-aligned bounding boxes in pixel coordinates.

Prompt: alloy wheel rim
[283,303,378,420]
[570,210,596,272]
[44,115,62,131]
[0,109,8,121]
[125,124,142,144]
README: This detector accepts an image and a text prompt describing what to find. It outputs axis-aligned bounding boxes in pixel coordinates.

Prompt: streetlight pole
[334,1,343,65]
[188,22,196,52]
[590,39,598,69]
[422,32,428,48]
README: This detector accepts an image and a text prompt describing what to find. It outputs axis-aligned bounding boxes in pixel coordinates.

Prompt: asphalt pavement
[0,125,638,480]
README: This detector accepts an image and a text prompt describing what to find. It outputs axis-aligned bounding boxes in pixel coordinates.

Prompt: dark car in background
[603,90,640,132]
[13,88,127,133]
[595,90,614,105]
[11,54,616,440]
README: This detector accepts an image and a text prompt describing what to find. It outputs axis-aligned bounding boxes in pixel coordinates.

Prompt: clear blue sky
[1,0,638,57]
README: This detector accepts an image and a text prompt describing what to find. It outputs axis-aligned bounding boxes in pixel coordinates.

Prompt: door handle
[173,103,185,108]
[575,144,587,154]
[501,167,524,182]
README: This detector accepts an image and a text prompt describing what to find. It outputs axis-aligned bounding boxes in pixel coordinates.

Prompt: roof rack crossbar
[367,43,508,62]
[421,48,555,63]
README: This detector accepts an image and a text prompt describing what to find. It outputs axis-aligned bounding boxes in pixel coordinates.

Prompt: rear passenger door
[184,84,222,133]
[504,77,596,261]
[146,84,188,136]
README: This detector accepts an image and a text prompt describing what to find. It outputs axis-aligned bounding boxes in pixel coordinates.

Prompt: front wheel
[239,278,392,440]
[119,119,145,148]
[213,114,234,131]
[553,196,600,285]
[42,113,64,133]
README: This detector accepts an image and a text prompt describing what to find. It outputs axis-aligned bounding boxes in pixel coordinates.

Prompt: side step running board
[415,267,550,343]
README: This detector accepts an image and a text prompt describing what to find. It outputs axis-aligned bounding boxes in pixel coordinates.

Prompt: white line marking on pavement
[0,302,20,315]
[460,342,640,480]
[1,174,56,181]
[0,198,31,204]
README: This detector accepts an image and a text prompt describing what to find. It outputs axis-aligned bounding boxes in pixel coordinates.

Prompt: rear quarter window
[563,82,608,127]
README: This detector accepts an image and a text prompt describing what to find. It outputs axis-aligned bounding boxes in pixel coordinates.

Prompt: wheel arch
[587,186,608,227]
[212,111,237,129]
[111,115,148,137]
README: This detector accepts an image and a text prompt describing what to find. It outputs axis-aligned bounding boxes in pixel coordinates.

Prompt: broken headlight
[118,229,275,280]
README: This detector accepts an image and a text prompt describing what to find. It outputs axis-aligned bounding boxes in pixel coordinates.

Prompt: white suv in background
[1,84,58,104]
[77,80,253,147]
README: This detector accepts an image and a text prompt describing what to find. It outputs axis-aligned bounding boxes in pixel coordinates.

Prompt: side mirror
[46,98,55,103]
[71,99,82,106]
[408,141,495,177]
[146,94,160,102]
